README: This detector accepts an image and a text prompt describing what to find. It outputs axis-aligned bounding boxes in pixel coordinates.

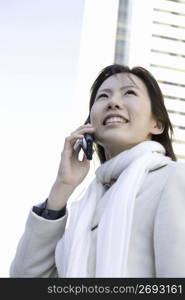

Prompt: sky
[0,0,85,112]
[0,0,87,277]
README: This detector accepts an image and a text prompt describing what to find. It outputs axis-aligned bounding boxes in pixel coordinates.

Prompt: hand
[47,124,95,210]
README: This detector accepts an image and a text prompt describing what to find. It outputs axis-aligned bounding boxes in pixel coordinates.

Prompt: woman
[10,64,185,277]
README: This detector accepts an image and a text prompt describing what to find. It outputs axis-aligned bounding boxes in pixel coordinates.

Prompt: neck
[104,144,136,160]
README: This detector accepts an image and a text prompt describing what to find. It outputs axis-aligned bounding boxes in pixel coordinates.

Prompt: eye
[96,93,108,100]
[125,90,136,95]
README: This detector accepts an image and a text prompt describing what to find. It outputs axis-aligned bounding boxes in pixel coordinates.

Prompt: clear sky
[0,0,86,276]
[0,0,85,112]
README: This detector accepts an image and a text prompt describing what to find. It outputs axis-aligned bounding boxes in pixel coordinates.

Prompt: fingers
[66,124,95,147]
[70,123,95,138]
[64,134,83,149]
[73,123,93,131]
[63,124,95,155]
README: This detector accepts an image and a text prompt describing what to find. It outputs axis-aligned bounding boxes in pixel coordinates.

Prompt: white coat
[10,161,185,277]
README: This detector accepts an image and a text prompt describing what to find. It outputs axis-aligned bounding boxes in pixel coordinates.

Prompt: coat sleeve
[154,163,185,277]
[9,209,68,278]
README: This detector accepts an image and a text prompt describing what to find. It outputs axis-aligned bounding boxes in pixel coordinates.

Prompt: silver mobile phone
[79,133,94,160]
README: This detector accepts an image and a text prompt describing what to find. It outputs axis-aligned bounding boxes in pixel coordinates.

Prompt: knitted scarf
[57,141,172,277]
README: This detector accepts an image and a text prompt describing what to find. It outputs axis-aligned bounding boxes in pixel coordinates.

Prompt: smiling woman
[88,64,176,163]
[10,64,185,278]
[90,72,164,159]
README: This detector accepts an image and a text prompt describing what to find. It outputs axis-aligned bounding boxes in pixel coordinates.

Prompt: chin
[104,134,130,144]
[95,130,135,147]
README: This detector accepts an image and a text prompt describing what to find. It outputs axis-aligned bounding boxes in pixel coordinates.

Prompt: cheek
[132,102,152,120]
[90,105,100,126]
[133,110,153,133]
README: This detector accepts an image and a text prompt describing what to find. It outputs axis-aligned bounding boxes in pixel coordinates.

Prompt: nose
[106,93,123,110]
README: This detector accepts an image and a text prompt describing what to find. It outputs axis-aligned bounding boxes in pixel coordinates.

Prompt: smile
[104,117,129,125]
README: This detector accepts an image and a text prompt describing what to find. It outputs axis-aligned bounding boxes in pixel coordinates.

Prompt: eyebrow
[98,85,139,94]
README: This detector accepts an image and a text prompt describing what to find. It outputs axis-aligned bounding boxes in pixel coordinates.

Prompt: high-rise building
[115,0,185,161]
[76,0,185,160]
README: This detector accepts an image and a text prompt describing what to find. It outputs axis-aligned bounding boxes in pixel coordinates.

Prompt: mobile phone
[73,116,94,160]
[78,133,94,160]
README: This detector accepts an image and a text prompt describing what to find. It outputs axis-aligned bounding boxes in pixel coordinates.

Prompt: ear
[150,120,164,135]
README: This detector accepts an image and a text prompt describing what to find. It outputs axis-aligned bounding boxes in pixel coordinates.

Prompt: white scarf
[58,141,172,277]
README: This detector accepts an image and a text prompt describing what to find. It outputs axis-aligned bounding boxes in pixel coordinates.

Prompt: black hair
[85,64,176,164]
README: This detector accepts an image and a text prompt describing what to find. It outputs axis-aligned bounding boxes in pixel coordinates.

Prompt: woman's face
[90,72,161,159]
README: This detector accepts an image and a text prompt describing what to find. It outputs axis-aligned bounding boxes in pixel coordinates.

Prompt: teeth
[105,117,128,125]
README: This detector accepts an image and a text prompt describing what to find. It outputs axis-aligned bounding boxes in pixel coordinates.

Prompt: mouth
[103,115,129,126]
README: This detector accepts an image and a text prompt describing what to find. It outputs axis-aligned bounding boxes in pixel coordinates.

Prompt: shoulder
[162,161,185,189]
[153,161,185,277]
[149,160,185,187]
[155,161,185,217]
[140,161,185,197]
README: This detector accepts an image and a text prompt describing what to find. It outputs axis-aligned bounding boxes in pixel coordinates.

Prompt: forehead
[98,72,147,93]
